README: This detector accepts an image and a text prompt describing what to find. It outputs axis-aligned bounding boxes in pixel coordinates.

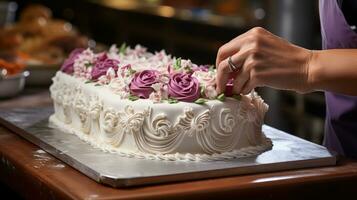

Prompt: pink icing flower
[168,73,200,102]
[129,70,160,98]
[149,91,162,103]
[204,85,218,99]
[73,48,96,78]
[60,48,84,74]
[192,64,210,72]
[192,70,216,87]
[91,56,120,80]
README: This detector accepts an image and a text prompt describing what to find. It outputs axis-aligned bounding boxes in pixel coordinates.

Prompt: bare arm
[215,27,357,96]
[309,49,357,95]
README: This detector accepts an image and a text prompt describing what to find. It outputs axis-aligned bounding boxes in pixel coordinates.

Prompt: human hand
[215,27,313,95]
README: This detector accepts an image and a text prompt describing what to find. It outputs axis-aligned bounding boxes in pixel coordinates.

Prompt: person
[215,0,357,158]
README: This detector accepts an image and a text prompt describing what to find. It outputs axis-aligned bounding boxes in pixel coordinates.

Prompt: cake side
[49,71,272,161]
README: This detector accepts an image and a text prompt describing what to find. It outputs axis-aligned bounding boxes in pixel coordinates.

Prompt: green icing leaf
[173,57,182,70]
[94,84,101,86]
[232,94,242,101]
[128,68,136,75]
[184,65,193,73]
[128,95,139,101]
[119,42,127,54]
[167,98,178,104]
[85,63,92,68]
[194,98,207,104]
[217,93,225,101]
[200,86,205,96]
[85,80,93,84]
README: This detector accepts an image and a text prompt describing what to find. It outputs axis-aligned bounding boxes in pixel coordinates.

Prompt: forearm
[309,49,357,96]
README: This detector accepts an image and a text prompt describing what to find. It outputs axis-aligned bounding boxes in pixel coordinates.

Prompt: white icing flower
[108,78,130,98]
[159,74,170,84]
[85,67,92,80]
[149,91,162,103]
[151,83,163,92]
[192,70,216,87]
[108,45,120,60]
[149,82,168,102]
[107,67,116,79]
[181,59,193,69]
[204,85,218,99]
[97,67,117,85]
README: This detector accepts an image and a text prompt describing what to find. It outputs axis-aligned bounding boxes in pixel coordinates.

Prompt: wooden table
[1,89,357,200]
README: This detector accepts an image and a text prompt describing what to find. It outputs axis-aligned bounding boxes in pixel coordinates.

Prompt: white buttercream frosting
[49,71,272,161]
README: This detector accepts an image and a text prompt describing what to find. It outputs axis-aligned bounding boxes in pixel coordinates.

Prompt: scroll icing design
[174,107,194,133]
[72,87,90,133]
[237,94,268,146]
[88,95,102,119]
[61,84,73,124]
[135,108,186,154]
[101,108,124,147]
[152,113,173,138]
[88,95,103,139]
[101,105,149,147]
[49,72,273,161]
[121,106,149,135]
[197,107,240,154]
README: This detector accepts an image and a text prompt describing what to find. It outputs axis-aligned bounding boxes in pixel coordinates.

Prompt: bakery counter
[0,89,356,199]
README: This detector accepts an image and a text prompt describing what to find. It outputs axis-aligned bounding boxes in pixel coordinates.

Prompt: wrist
[306,50,321,92]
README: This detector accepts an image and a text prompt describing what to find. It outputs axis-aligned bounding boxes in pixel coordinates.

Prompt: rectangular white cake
[49,44,272,161]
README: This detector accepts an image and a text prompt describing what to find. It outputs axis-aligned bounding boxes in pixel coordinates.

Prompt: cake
[49,44,272,161]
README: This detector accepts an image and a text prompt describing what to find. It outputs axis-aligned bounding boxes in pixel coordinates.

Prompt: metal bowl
[0,70,29,98]
[26,64,58,86]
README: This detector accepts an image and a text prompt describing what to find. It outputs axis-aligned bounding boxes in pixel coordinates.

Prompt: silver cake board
[0,107,337,188]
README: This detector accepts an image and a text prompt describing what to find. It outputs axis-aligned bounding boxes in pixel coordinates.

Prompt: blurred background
[0,0,323,143]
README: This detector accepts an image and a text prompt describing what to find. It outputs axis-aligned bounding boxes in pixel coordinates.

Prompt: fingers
[216,27,267,67]
[216,27,268,94]
[215,30,251,67]
[216,58,231,94]
[232,56,251,94]
[241,80,255,95]
[216,47,250,94]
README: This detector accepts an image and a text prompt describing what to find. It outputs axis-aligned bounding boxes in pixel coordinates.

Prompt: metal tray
[0,107,337,188]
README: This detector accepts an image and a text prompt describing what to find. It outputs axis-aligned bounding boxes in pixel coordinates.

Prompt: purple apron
[319,0,357,158]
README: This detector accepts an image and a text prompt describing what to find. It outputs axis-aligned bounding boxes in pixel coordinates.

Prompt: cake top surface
[60,44,238,104]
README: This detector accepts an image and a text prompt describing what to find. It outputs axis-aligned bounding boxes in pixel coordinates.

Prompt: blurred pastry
[0,4,88,66]
[19,4,52,23]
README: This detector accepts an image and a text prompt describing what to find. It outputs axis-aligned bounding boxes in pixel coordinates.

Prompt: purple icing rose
[60,48,84,74]
[91,57,120,80]
[168,73,200,102]
[96,52,108,62]
[129,70,160,98]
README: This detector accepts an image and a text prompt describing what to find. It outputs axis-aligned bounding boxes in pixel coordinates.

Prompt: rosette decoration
[60,44,242,104]
[91,54,120,80]
[129,70,160,98]
[60,48,84,74]
[168,73,200,102]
